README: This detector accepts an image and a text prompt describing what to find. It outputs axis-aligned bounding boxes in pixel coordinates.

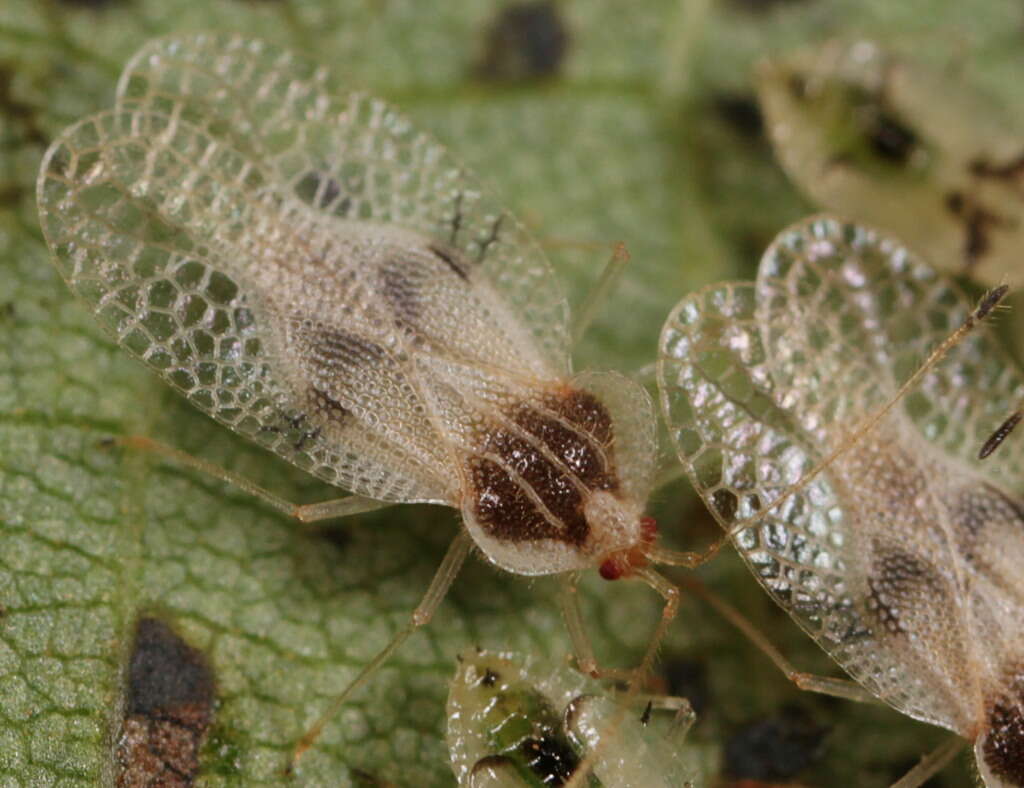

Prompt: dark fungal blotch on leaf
[475,1,569,82]
[712,93,765,139]
[723,706,828,781]
[727,0,812,13]
[53,0,127,9]
[115,617,215,788]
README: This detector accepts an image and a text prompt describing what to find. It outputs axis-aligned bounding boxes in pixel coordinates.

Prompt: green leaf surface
[1,0,1021,785]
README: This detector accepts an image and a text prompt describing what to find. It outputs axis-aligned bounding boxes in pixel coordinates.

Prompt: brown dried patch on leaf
[115,617,215,788]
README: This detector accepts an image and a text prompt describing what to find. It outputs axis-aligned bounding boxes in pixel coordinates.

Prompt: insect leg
[109,435,392,523]
[557,574,632,682]
[570,242,631,348]
[676,575,880,704]
[890,736,965,788]
[640,693,696,743]
[289,530,472,770]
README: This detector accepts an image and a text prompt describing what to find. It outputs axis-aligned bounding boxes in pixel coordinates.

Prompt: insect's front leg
[557,574,634,683]
[289,530,473,771]
[570,242,632,348]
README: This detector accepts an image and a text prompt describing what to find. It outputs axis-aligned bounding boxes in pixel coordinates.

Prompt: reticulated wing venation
[37,109,456,503]
[660,216,1024,732]
[114,32,570,374]
[657,278,964,731]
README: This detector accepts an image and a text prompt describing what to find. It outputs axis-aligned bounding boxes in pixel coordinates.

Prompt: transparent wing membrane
[36,34,585,505]
[659,215,1024,742]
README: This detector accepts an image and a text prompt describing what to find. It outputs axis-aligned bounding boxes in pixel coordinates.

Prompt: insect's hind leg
[676,574,879,704]
[288,530,472,770]
[108,435,392,523]
[890,736,965,788]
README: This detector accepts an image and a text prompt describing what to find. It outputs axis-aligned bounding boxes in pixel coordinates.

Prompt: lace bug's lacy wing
[37,35,573,506]
[659,216,1024,781]
[114,33,569,370]
[758,39,1024,287]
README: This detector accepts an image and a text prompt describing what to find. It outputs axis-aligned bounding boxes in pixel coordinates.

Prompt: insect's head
[597,515,658,581]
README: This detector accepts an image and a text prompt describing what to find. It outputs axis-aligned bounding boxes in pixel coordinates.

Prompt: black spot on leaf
[727,0,812,12]
[713,93,764,139]
[115,617,215,787]
[724,706,828,780]
[476,1,569,82]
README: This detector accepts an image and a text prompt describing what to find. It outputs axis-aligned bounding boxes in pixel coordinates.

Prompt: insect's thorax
[460,386,648,576]
[828,417,1024,761]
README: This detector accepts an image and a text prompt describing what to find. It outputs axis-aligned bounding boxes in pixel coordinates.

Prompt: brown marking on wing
[982,666,1024,786]
[951,483,1024,559]
[865,543,948,637]
[466,388,618,546]
[309,387,350,425]
[293,324,387,431]
[378,245,470,326]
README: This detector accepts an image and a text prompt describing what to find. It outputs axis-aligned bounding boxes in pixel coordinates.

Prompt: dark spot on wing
[476,1,569,82]
[290,322,389,432]
[710,489,739,522]
[950,482,1024,545]
[294,171,351,216]
[466,389,618,547]
[482,668,500,687]
[723,706,828,781]
[981,664,1024,786]
[865,544,947,636]
[377,244,470,327]
[309,388,350,428]
[713,93,764,139]
[115,617,215,787]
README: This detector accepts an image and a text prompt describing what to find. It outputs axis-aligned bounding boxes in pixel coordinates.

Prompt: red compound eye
[599,557,626,581]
